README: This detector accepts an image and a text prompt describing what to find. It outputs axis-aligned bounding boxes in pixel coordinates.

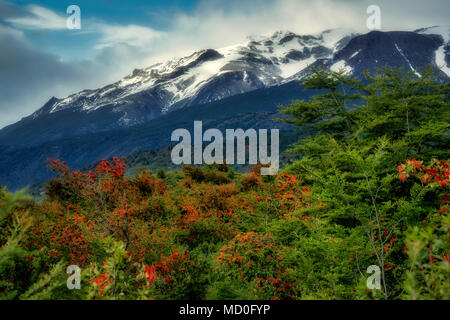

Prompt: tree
[279,66,449,299]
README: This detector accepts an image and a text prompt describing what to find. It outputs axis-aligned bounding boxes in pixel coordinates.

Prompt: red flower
[91,272,109,295]
[144,265,156,283]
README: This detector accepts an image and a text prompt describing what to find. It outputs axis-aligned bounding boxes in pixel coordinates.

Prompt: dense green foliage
[0,67,448,300]
[279,66,449,299]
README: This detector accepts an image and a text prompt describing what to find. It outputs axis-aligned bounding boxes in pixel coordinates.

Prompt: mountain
[0,29,357,147]
[328,30,448,78]
[0,27,449,190]
[416,26,450,75]
[35,29,356,115]
[1,28,449,149]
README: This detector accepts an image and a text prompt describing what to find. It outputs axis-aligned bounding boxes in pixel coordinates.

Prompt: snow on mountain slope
[32,29,358,121]
[5,26,446,147]
[330,60,353,74]
[417,26,450,77]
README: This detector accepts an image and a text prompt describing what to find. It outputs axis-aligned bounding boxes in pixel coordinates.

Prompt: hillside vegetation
[0,66,448,300]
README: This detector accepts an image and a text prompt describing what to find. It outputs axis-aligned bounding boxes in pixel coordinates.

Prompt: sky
[0,0,449,129]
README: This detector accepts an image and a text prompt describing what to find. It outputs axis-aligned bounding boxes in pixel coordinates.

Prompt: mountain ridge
[1,27,448,149]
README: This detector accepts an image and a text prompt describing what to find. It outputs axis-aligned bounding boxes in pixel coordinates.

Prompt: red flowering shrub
[398,158,450,299]
[133,167,167,195]
[398,158,449,187]
[240,172,263,191]
[45,158,145,248]
[215,232,297,299]
[135,195,171,221]
[271,174,309,214]
[191,183,239,212]
[143,249,209,299]
[176,203,236,246]
[398,158,449,214]
[46,214,91,265]
[4,151,447,300]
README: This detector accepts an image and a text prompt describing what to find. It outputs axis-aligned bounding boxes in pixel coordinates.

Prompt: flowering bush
[214,231,298,299]
[1,67,448,300]
[2,153,446,300]
[398,159,450,299]
[398,158,449,187]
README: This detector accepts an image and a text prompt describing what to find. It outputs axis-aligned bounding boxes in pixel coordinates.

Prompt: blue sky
[0,0,449,128]
[2,0,199,59]
[9,0,198,27]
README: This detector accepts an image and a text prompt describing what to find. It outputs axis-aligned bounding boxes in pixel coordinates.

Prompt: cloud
[134,0,363,65]
[0,25,149,128]
[0,4,167,128]
[5,4,163,49]
[95,24,164,49]
[145,0,449,61]
[133,0,448,67]
[5,4,66,30]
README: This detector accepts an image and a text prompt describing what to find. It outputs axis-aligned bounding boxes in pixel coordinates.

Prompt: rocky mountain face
[328,28,449,78]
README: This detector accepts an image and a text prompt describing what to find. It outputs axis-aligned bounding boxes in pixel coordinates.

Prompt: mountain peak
[13,27,449,142]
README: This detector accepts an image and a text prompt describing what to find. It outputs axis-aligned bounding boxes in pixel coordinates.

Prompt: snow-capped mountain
[1,27,449,149]
[30,29,358,125]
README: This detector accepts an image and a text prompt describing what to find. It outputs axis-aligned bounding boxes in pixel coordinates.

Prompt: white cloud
[130,0,365,67]
[5,5,163,50]
[134,0,450,67]
[6,5,66,30]
[95,24,164,49]
[0,24,150,129]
